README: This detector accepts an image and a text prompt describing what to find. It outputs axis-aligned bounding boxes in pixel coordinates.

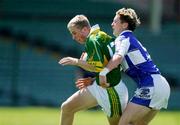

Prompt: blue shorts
[130,74,170,110]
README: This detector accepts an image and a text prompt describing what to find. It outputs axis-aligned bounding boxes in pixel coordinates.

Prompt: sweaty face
[69,27,87,44]
[111,15,127,37]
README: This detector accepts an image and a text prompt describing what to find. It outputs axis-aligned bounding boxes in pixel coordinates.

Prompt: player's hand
[59,57,78,66]
[99,75,110,88]
[75,77,94,89]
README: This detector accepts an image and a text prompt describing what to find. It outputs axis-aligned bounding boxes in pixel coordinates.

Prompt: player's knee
[61,101,70,111]
[119,117,136,125]
[60,101,74,113]
[135,119,149,125]
[135,121,148,125]
[123,119,148,125]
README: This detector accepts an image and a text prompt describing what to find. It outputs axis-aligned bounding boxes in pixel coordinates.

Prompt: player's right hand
[75,77,94,89]
[59,57,78,66]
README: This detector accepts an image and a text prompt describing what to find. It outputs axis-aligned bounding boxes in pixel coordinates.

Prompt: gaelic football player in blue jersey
[98,8,170,125]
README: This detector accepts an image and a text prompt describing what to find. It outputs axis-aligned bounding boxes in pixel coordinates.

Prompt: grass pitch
[0,107,179,125]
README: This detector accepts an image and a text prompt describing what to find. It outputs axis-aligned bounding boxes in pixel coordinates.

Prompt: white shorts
[87,80,128,117]
[131,74,170,110]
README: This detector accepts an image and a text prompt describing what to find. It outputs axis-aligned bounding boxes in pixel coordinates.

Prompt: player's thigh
[107,116,120,125]
[135,109,158,125]
[61,88,98,112]
[119,102,152,124]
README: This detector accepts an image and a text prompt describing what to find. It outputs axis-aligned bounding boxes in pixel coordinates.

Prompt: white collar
[88,24,100,37]
[119,30,132,36]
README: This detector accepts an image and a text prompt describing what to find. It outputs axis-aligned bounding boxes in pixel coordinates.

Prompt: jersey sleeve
[114,37,130,57]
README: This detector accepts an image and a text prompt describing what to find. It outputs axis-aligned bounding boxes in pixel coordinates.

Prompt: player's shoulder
[97,31,109,38]
[87,32,97,44]
[96,31,113,43]
[116,35,126,41]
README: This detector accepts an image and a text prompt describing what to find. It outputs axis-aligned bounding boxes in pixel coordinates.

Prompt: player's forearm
[106,54,123,72]
[77,59,96,72]
[99,54,122,77]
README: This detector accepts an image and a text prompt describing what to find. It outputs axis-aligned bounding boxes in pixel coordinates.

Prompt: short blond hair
[116,8,141,31]
[67,15,91,30]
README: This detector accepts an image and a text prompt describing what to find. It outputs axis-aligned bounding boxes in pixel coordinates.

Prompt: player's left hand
[99,75,109,88]
[59,57,78,66]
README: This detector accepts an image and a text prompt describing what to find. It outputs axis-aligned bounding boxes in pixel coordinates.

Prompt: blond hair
[116,8,141,31]
[67,15,91,30]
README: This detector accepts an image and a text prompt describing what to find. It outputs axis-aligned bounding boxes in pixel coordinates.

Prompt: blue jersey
[115,30,160,87]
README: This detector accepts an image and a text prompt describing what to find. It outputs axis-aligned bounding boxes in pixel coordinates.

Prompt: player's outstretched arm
[59,57,78,65]
[59,57,96,72]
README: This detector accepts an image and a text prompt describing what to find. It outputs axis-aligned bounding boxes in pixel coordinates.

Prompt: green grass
[0,107,180,125]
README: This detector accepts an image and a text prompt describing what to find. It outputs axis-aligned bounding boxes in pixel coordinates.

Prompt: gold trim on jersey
[87,55,109,72]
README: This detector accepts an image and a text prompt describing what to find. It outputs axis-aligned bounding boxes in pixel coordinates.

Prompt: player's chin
[78,40,85,44]
[113,31,119,37]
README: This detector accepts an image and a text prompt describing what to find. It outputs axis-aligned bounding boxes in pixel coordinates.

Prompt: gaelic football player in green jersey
[59,15,128,125]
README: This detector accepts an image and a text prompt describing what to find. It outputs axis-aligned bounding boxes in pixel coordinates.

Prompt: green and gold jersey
[85,25,121,87]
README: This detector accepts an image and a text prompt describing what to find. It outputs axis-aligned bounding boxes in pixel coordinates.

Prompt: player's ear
[122,22,128,29]
[81,26,89,33]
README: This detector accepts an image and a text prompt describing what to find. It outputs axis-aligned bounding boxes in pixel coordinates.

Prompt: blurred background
[0,0,180,111]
